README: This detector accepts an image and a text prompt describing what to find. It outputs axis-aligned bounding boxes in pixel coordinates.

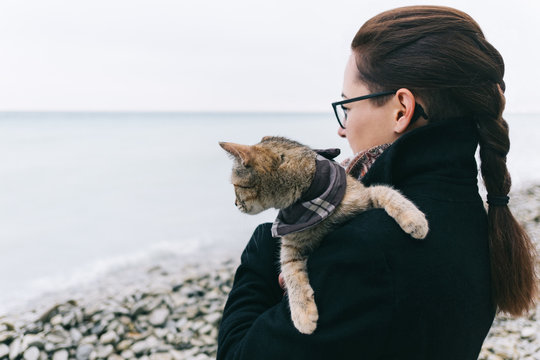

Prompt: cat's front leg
[280,240,318,334]
[367,185,429,239]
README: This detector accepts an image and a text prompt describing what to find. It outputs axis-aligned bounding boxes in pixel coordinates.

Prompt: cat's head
[220,136,317,214]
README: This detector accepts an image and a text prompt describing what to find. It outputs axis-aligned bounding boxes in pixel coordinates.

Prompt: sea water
[0,112,538,314]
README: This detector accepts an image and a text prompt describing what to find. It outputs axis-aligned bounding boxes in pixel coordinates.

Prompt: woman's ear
[393,88,416,134]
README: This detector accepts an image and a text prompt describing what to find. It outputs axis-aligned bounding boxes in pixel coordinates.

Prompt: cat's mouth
[235,197,264,215]
[233,184,253,189]
[235,198,246,211]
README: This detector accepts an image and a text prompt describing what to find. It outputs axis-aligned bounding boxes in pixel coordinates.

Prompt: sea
[0,112,538,315]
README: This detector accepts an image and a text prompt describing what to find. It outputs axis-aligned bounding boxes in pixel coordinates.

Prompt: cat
[220,136,429,334]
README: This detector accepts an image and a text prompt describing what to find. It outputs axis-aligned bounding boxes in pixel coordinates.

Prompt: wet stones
[0,260,235,360]
[478,186,540,360]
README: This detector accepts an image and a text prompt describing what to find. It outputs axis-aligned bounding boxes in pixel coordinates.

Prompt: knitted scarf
[341,143,391,180]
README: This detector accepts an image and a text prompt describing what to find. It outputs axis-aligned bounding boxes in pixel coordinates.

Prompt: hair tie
[487,194,509,206]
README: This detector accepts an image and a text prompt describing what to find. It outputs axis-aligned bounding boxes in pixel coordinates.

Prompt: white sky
[0,0,538,113]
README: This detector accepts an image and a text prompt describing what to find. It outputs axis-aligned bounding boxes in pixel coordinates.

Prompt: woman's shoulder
[308,208,410,271]
[326,208,410,247]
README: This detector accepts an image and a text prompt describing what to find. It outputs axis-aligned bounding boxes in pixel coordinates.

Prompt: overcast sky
[0,0,538,113]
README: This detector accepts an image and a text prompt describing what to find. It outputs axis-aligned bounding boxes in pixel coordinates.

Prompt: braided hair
[351,5,537,315]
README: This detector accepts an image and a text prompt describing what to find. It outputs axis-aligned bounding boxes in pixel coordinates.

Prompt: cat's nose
[235,199,238,207]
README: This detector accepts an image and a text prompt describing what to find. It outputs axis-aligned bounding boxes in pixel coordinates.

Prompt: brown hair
[351,5,537,315]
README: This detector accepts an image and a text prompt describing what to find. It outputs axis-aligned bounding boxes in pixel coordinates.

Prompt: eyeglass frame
[331,90,428,129]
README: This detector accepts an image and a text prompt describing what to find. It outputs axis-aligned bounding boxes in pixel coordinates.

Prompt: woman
[217,6,537,359]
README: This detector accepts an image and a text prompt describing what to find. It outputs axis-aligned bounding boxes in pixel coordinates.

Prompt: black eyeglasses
[331,90,428,129]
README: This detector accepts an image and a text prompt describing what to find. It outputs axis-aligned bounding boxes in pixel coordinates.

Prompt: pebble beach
[1,185,539,360]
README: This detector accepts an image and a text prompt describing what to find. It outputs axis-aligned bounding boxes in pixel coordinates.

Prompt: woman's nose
[337,126,346,138]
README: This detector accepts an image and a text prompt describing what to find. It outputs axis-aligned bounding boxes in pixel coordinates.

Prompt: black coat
[217,118,495,360]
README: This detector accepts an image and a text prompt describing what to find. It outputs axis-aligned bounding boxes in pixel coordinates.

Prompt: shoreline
[0,242,243,319]
[0,258,239,360]
[1,185,539,360]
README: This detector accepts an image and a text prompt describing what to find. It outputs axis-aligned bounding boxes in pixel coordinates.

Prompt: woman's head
[343,5,537,315]
[349,5,505,121]
[337,55,426,153]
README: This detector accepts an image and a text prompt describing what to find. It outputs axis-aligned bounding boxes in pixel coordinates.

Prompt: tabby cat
[220,136,428,334]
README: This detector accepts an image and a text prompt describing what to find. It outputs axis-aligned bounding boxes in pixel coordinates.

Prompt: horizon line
[0,110,331,115]
[0,110,538,116]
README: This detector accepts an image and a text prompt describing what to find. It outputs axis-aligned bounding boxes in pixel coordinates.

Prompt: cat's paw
[400,211,429,239]
[290,289,319,334]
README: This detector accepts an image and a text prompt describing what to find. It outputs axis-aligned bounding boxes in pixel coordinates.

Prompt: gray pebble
[76,344,94,360]
[70,328,83,343]
[0,332,15,343]
[144,298,163,313]
[23,347,40,360]
[198,324,214,335]
[494,339,518,359]
[0,344,9,358]
[116,339,132,351]
[52,349,69,360]
[107,355,124,360]
[45,330,69,344]
[149,353,173,360]
[90,321,107,335]
[204,312,222,325]
[99,330,118,345]
[184,306,198,318]
[131,340,150,356]
[81,335,98,345]
[49,315,63,327]
[169,349,185,360]
[120,349,135,358]
[150,308,171,327]
[61,312,75,327]
[22,335,45,351]
[154,328,169,339]
[521,327,538,340]
[192,353,211,360]
[95,344,114,358]
[9,337,23,360]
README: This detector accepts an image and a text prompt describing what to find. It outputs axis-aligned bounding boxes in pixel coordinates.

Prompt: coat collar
[361,117,479,192]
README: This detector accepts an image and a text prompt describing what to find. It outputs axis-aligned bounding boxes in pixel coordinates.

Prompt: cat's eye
[234,184,253,189]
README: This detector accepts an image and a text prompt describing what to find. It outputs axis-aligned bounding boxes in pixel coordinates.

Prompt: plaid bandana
[271,149,347,237]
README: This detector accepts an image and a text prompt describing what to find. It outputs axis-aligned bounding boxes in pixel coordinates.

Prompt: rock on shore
[0,185,539,360]
[0,259,237,360]
[479,184,540,360]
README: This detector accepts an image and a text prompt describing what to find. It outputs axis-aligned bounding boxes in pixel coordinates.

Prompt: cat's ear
[219,142,254,167]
